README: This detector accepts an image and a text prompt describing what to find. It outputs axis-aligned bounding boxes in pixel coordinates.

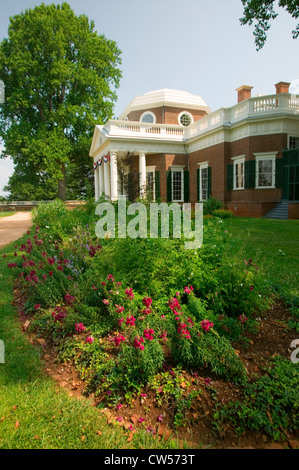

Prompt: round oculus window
[178,111,193,126]
[140,111,156,123]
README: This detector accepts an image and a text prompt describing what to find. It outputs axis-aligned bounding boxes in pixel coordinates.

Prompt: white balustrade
[101,93,299,142]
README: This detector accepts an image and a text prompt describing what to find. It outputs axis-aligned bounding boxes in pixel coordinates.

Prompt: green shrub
[203,197,223,215]
[213,209,233,219]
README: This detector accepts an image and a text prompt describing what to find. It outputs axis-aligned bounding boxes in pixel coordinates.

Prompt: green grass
[0,236,184,449]
[0,211,16,218]
[225,218,299,300]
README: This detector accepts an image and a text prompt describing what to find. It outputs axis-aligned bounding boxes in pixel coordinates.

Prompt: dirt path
[0,212,32,248]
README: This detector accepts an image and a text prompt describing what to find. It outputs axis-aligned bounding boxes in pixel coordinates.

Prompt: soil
[13,286,299,450]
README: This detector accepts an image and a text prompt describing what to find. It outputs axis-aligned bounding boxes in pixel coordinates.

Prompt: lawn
[0,211,16,218]
[225,217,299,300]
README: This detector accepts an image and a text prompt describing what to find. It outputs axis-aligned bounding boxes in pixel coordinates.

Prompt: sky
[0,0,298,196]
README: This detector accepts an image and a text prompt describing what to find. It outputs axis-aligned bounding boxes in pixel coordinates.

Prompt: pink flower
[86,336,94,344]
[117,282,122,286]
[49,271,54,277]
[142,308,151,316]
[238,314,248,324]
[184,285,193,294]
[157,415,163,422]
[141,393,147,398]
[142,297,152,308]
[134,336,145,350]
[159,331,167,341]
[107,274,115,282]
[126,315,136,327]
[116,404,122,410]
[205,377,211,386]
[113,334,126,347]
[103,299,109,305]
[34,304,41,310]
[118,317,124,326]
[125,287,134,299]
[138,417,145,423]
[128,424,135,431]
[92,284,98,290]
[115,304,125,314]
[144,328,154,340]
[116,417,123,422]
[75,322,86,333]
[201,320,214,332]
[101,281,106,286]
[249,285,254,292]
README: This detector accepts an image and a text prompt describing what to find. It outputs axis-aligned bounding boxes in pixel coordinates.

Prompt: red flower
[34,304,41,310]
[142,297,152,308]
[125,287,134,299]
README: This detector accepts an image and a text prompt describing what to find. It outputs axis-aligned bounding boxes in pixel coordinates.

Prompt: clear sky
[0,0,298,196]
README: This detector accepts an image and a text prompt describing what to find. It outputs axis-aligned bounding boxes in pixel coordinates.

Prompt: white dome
[119,88,211,119]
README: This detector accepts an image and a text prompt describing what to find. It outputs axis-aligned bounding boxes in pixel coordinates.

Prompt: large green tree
[240,0,299,50]
[0,2,121,200]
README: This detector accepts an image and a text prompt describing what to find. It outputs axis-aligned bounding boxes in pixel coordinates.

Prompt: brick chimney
[275,81,290,94]
[236,85,253,103]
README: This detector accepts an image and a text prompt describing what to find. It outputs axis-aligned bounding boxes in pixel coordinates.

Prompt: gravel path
[0,212,32,248]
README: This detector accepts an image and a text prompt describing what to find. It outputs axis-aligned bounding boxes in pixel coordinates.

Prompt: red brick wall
[126,106,207,125]
[288,203,299,219]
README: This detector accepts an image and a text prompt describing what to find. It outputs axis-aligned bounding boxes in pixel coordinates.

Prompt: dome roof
[119,88,211,119]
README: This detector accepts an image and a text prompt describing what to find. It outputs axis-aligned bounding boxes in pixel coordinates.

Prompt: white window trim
[231,156,245,190]
[254,153,277,189]
[171,167,184,202]
[140,111,156,124]
[198,162,209,201]
[178,111,194,127]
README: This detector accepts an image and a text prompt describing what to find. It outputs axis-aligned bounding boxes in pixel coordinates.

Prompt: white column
[139,152,146,198]
[94,164,99,201]
[104,159,111,199]
[99,161,104,198]
[110,151,118,202]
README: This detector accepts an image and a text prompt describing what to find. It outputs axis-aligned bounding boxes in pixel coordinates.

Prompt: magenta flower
[238,314,248,323]
[113,334,126,347]
[126,315,136,327]
[34,304,41,310]
[142,297,152,308]
[201,320,214,332]
[116,404,122,410]
[101,281,106,286]
[75,322,86,333]
[115,304,125,314]
[125,287,134,299]
[141,393,147,398]
[134,336,145,350]
[157,415,163,422]
[116,417,123,422]
[249,285,254,292]
[103,299,109,305]
[205,377,211,386]
[144,328,154,340]
[86,336,94,344]
[138,417,145,423]
[184,285,194,294]
[107,274,115,282]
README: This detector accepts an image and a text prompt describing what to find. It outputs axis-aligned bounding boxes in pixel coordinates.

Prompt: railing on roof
[102,93,299,142]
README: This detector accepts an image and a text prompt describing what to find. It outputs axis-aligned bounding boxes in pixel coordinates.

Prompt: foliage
[214,356,299,440]
[240,0,299,50]
[0,2,122,200]
[213,209,234,219]
[203,196,223,215]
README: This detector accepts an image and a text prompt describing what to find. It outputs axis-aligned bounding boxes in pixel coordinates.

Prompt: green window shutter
[184,170,189,202]
[208,166,212,197]
[227,163,234,190]
[197,168,200,201]
[155,171,160,200]
[166,170,172,202]
[245,160,256,189]
[275,158,283,188]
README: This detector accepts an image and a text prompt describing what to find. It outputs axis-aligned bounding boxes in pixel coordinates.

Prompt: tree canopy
[0,2,122,200]
[240,0,299,50]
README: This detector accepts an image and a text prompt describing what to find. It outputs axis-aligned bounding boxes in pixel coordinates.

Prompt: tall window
[171,168,184,202]
[289,136,299,149]
[255,154,276,188]
[232,157,245,190]
[198,163,209,200]
[146,166,156,200]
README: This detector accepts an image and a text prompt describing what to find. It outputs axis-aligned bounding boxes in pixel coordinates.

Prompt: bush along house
[90,82,299,219]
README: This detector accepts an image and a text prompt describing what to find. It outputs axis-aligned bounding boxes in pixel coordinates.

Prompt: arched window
[140,111,156,123]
